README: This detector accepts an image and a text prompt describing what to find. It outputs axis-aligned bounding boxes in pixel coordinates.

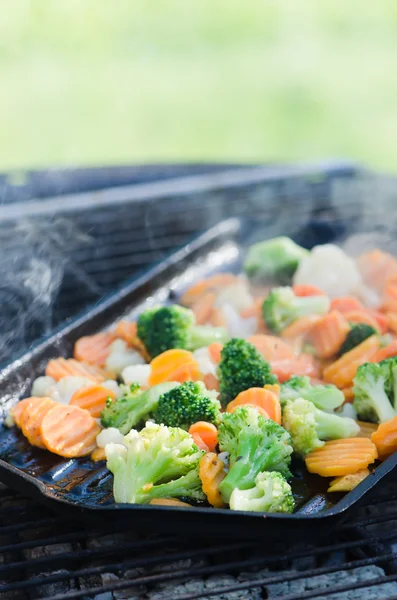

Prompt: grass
[0,1,397,170]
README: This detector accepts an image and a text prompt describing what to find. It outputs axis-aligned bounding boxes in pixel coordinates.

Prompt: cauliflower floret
[122,364,151,387]
[293,244,362,298]
[105,339,146,375]
[96,427,125,448]
[31,376,56,398]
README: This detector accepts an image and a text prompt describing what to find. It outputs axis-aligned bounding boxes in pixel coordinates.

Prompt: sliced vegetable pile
[7,238,397,513]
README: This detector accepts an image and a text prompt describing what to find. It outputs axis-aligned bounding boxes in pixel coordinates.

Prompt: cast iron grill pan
[0,218,395,540]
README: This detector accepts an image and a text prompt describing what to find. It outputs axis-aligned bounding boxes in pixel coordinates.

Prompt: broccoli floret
[217,338,277,407]
[100,382,179,434]
[353,361,396,423]
[244,236,309,283]
[280,375,344,412]
[218,406,293,503]
[105,421,205,504]
[155,381,221,430]
[262,286,330,334]
[137,304,228,358]
[282,397,360,457]
[229,471,295,514]
[339,324,377,355]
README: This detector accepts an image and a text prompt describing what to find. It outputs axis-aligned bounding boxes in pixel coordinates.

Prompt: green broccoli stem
[219,432,290,503]
[187,325,228,351]
[294,295,329,319]
[135,468,205,503]
[315,410,359,440]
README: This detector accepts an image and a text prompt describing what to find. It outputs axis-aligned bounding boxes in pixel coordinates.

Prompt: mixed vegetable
[7,238,397,514]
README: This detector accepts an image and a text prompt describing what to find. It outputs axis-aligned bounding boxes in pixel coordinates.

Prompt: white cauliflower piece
[105,339,145,375]
[221,303,257,338]
[31,376,56,398]
[122,364,151,387]
[50,376,94,404]
[214,277,253,312]
[102,379,123,399]
[193,347,217,376]
[96,427,125,448]
[293,244,362,298]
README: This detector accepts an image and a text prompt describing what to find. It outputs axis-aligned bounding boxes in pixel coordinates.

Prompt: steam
[0,217,100,364]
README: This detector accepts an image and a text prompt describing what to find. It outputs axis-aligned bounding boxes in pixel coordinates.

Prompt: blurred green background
[1,1,397,170]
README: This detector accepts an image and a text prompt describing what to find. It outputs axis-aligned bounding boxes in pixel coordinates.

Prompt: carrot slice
[208,342,223,364]
[202,373,220,392]
[248,335,294,361]
[11,398,37,428]
[309,311,350,359]
[368,310,389,334]
[343,310,380,332]
[74,332,116,366]
[226,388,281,424]
[180,274,237,306]
[305,438,378,477]
[322,335,380,388]
[70,385,116,418]
[293,284,326,297]
[191,432,209,452]
[191,291,216,325]
[40,404,101,458]
[199,452,226,508]
[114,320,137,344]
[240,297,266,319]
[148,349,199,386]
[371,416,397,460]
[382,283,397,313]
[271,354,319,383]
[189,422,218,452]
[357,249,397,292]
[330,297,363,313]
[357,420,378,439]
[114,321,150,361]
[371,340,397,363]
[45,358,107,383]
[19,397,56,448]
[281,315,321,340]
[149,498,192,507]
[91,447,106,462]
[210,307,227,327]
[164,360,201,384]
[342,387,354,402]
[385,312,397,334]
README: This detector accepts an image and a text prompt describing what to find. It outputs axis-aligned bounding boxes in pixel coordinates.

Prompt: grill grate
[1,484,397,599]
[2,162,396,600]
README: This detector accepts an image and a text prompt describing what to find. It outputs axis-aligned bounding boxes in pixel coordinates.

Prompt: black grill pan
[0,218,395,540]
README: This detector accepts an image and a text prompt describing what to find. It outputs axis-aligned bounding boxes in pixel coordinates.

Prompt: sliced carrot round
[46,358,107,383]
[189,422,218,452]
[19,397,56,448]
[208,342,223,364]
[305,438,378,477]
[191,432,209,452]
[371,416,397,460]
[149,349,198,386]
[247,335,294,361]
[40,404,101,458]
[70,384,116,418]
[74,332,116,366]
[11,397,38,429]
[199,452,226,508]
[202,373,220,392]
[226,388,281,424]
[164,360,201,384]
[293,284,326,297]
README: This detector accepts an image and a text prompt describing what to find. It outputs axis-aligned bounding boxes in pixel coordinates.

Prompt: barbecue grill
[2,161,397,599]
